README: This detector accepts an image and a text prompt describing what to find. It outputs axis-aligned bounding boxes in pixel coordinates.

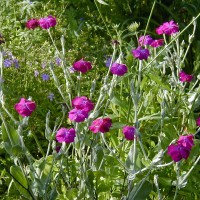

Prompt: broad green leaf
[10,166,28,189]
[96,0,108,5]
[1,123,20,155]
[10,166,31,199]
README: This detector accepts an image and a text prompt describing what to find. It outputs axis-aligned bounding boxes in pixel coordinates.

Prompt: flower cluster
[156,20,179,35]
[179,71,193,83]
[72,58,92,73]
[167,135,194,162]
[68,96,94,122]
[26,15,57,30]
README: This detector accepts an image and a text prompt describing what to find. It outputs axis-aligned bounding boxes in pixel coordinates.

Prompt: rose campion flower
[68,108,88,122]
[156,20,179,35]
[15,98,36,117]
[150,39,164,48]
[196,117,200,126]
[72,96,94,112]
[56,128,76,143]
[167,144,190,162]
[89,118,112,133]
[132,47,150,60]
[177,135,194,151]
[179,71,193,82]
[110,63,128,76]
[73,58,92,73]
[138,35,154,46]
[26,18,39,29]
[39,15,57,29]
[122,126,136,140]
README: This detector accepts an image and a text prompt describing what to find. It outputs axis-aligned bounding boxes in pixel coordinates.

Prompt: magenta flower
[73,58,92,73]
[156,20,179,35]
[177,135,194,151]
[26,18,39,29]
[196,117,200,126]
[110,63,128,76]
[39,15,57,29]
[132,47,150,60]
[179,71,193,82]
[56,128,76,143]
[89,118,112,133]
[68,108,88,122]
[150,39,164,48]
[138,35,154,46]
[72,96,94,112]
[167,144,190,162]
[15,98,36,117]
[122,126,136,140]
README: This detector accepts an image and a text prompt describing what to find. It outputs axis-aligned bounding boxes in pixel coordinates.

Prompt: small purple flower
[4,59,12,67]
[105,56,112,67]
[13,59,19,68]
[39,15,57,29]
[150,39,164,48]
[167,144,190,162]
[56,128,76,143]
[69,67,76,73]
[68,108,88,122]
[89,118,112,133]
[34,70,39,77]
[122,126,136,140]
[138,35,154,46]
[177,135,194,151]
[55,57,61,66]
[156,20,179,35]
[179,71,193,82]
[196,117,200,126]
[73,58,92,73]
[48,93,54,101]
[132,47,150,60]
[110,63,128,76]
[41,73,49,81]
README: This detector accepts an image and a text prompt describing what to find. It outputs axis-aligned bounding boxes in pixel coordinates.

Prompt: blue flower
[4,59,12,67]
[41,73,49,81]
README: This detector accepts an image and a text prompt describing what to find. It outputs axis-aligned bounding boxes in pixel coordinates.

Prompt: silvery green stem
[154,174,162,200]
[47,29,59,54]
[179,154,200,187]
[173,162,180,200]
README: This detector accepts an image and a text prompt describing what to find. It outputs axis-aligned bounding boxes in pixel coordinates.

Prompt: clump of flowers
[110,63,128,76]
[26,18,39,29]
[122,126,136,140]
[15,98,36,117]
[89,118,112,133]
[179,71,193,82]
[132,47,150,60]
[56,128,76,143]
[68,96,94,123]
[167,134,194,162]
[38,15,57,29]
[156,20,179,35]
[73,58,92,73]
